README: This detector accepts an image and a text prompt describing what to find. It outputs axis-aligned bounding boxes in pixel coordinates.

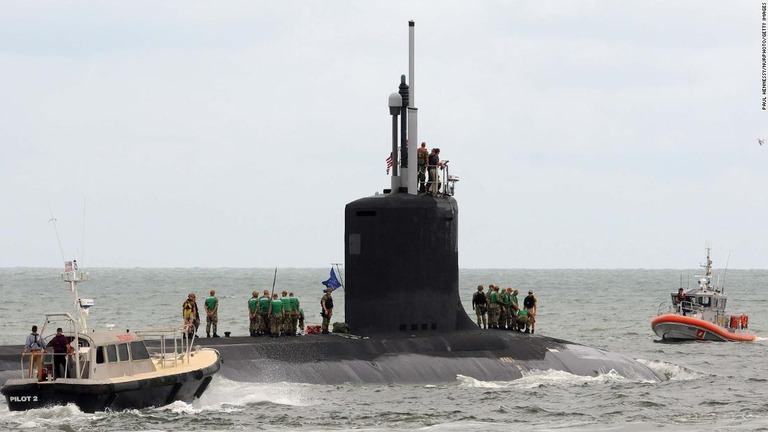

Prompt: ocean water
[1,267,768,431]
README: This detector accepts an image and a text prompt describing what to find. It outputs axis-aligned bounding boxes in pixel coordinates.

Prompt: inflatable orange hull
[651,314,756,342]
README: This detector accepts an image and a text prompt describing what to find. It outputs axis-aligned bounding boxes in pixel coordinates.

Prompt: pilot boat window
[118,343,129,361]
[697,297,711,307]
[130,341,150,360]
[107,345,118,363]
[96,347,105,364]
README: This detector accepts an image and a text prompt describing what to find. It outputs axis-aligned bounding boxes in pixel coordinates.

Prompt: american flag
[64,261,75,291]
[386,154,393,174]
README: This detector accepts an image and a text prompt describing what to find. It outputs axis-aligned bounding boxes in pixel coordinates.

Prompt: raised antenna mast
[406,20,419,195]
[721,251,731,294]
[48,206,66,263]
[80,197,86,268]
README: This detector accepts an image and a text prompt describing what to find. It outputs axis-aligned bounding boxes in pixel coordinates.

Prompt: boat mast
[62,260,90,379]
[699,244,714,291]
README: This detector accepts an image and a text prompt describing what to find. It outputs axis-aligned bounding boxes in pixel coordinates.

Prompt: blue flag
[321,268,342,291]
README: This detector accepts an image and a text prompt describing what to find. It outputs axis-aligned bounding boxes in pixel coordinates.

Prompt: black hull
[194,330,660,383]
[1,360,220,412]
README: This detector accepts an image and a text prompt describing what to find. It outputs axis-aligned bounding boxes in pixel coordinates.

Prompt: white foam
[455,369,630,390]
[192,375,324,409]
[636,358,703,381]
[0,403,98,430]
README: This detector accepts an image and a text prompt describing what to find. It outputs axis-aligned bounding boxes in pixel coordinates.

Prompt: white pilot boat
[0,261,221,412]
[651,246,755,342]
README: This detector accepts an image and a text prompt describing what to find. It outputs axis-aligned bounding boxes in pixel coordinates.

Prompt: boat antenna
[80,197,86,268]
[332,262,345,289]
[721,251,731,294]
[48,206,66,263]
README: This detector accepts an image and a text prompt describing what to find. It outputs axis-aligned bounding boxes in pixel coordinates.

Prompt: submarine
[0,21,660,388]
[171,21,660,384]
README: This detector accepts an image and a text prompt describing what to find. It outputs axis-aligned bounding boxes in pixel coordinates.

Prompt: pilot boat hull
[651,314,756,342]
[1,351,220,412]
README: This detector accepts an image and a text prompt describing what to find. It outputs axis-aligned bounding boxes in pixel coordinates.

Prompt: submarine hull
[197,331,658,383]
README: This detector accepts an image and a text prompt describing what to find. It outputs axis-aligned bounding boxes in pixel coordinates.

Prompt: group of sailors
[181,290,306,339]
[247,290,304,337]
[471,285,538,333]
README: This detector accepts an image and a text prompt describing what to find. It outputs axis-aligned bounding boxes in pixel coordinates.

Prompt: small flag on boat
[386,154,393,174]
[64,261,75,291]
[321,267,342,291]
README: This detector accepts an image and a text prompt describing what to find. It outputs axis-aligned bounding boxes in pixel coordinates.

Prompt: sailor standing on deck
[488,285,500,329]
[289,292,300,336]
[472,285,488,329]
[523,290,538,334]
[426,148,442,195]
[417,142,428,193]
[281,291,292,335]
[507,288,519,330]
[182,293,199,338]
[49,327,71,379]
[258,290,271,335]
[268,293,284,337]
[500,288,511,330]
[248,291,260,337]
[321,288,334,334]
[205,290,220,338]
[23,325,45,380]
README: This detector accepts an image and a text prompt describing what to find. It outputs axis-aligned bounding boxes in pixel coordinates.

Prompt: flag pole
[269,267,278,306]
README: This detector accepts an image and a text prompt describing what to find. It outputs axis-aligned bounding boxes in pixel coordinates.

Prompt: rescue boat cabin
[672,288,727,321]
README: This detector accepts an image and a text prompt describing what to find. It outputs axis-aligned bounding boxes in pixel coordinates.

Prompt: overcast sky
[1,1,766,269]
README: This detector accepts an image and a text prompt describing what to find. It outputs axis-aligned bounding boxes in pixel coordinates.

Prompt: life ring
[741,315,749,329]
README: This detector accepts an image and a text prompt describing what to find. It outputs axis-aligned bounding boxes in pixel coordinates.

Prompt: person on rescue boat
[674,288,687,315]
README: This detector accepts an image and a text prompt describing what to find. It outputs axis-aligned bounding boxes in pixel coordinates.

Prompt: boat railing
[427,162,458,197]
[17,351,73,381]
[17,352,43,381]
[440,162,458,196]
[656,301,671,316]
[659,299,711,317]
[135,327,195,368]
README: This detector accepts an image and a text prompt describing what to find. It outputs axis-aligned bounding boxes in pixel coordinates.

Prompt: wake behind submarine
[0,22,660,387]
[196,21,660,384]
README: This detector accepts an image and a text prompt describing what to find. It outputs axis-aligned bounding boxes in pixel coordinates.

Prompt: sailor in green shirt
[248,291,260,337]
[258,290,271,335]
[506,288,520,330]
[488,285,500,329]
[516,308,530,333]
[500,288,511,330]
[288,292,300,336]
[281,291,292,335]
[204,290,220,338]
[269,293,284,337]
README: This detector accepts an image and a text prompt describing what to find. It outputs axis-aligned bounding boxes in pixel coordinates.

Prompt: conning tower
[344,21,474,336]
